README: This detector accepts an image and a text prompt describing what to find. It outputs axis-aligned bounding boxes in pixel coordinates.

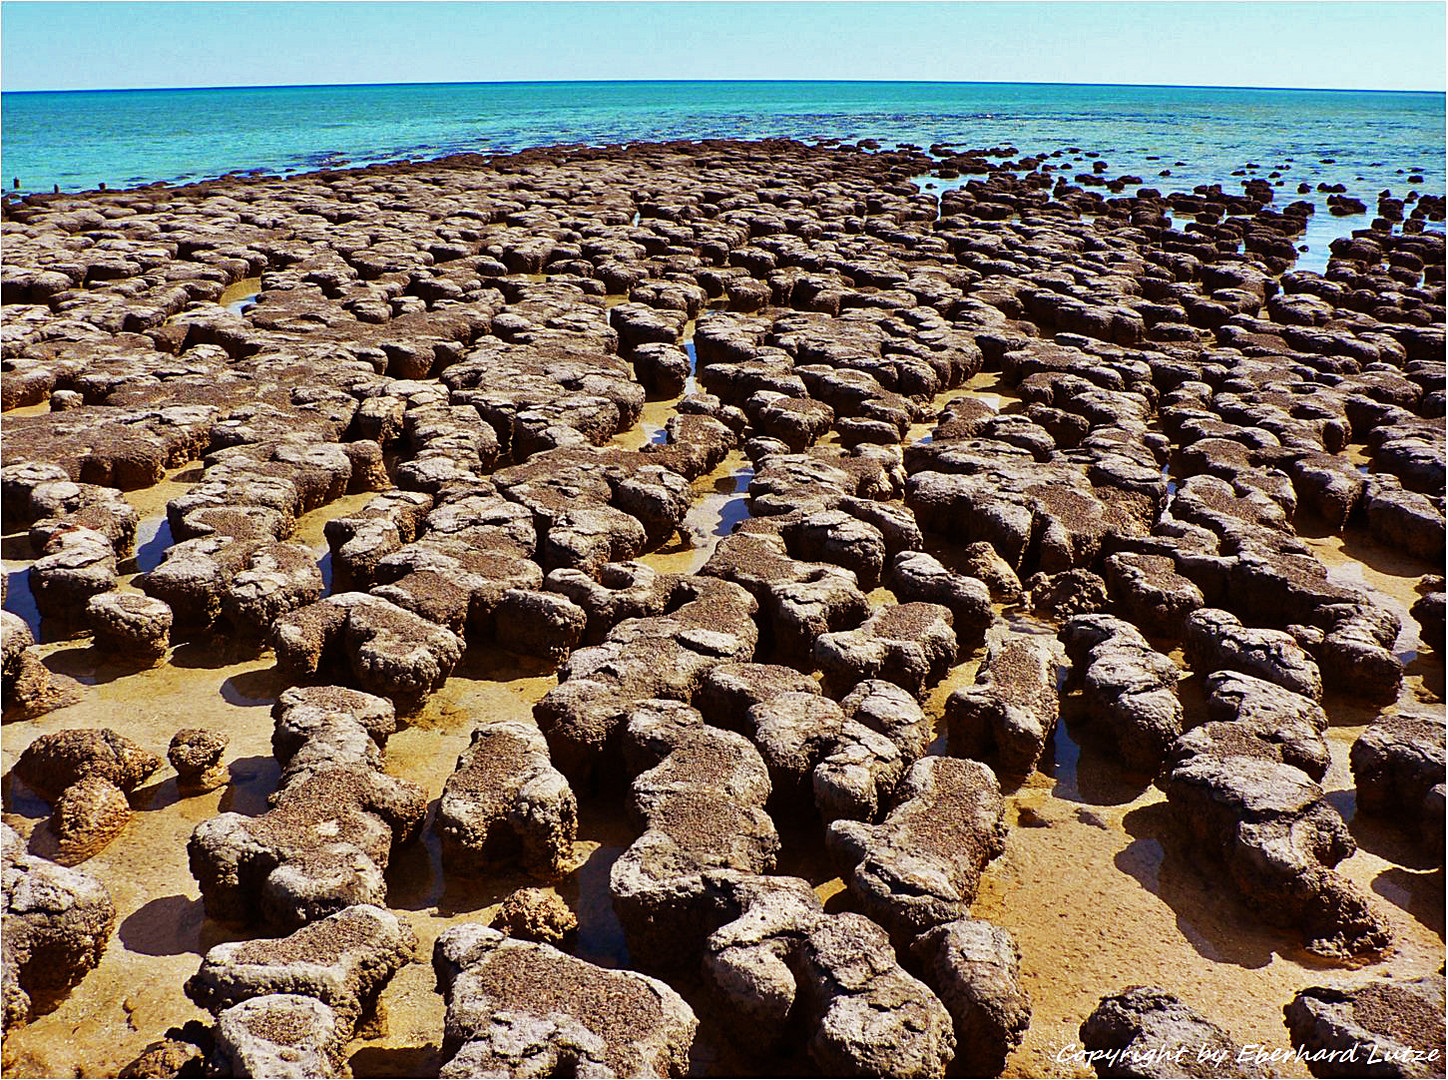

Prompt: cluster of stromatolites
[1,136,1443,1078]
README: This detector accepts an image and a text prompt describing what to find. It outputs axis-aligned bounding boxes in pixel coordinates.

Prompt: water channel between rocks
[1,315,1443,1080]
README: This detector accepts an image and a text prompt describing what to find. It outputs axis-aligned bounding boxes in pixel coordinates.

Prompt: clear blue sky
[2,2,1443,93]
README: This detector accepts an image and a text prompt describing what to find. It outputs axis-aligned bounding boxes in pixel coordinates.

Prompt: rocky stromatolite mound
[272,591,465,708]
[210,993,346,1079]
[28,526,119,623]
[189,694,424,932]
[1060,614,1183,775]
[1163,737,1391,960]
[1079,985,1253,1078]
[14,728,161,863]
[2,823,116,1030]
[491,887,578,947]
[436,721,578,879]
[1102,551,1205,639]
[1283,973,1446,1079]
[945,630,1062,778]
[814,601,957,698]
[1192,669,1333,781]
[699,872,958,1075]
[1,611,62,719]
[185,904,418,1037]
[884,549,995,644]
[189,765,426,931]
[167,729,230,796]
[85,591,172,662]
[534,574,760,783]
[610,699,779,969]
[1183,607,1323,701]
[795,912,957,1078]
[827,755,1007,941]
[269,684,398,789]
[1350,710,1446,858]
[839,677,932,761]
[433,923,698,1078]
[1412,576,1445,652]
[910,915,1032,1075]
[13,728,159,800]
[116,1033,208,1079]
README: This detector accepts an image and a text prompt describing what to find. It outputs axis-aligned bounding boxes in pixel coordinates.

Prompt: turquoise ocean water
[3,81,1442,193]
[2,80,1443,268]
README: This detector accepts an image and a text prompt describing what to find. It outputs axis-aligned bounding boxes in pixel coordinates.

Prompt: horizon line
[4,76,1444,96]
